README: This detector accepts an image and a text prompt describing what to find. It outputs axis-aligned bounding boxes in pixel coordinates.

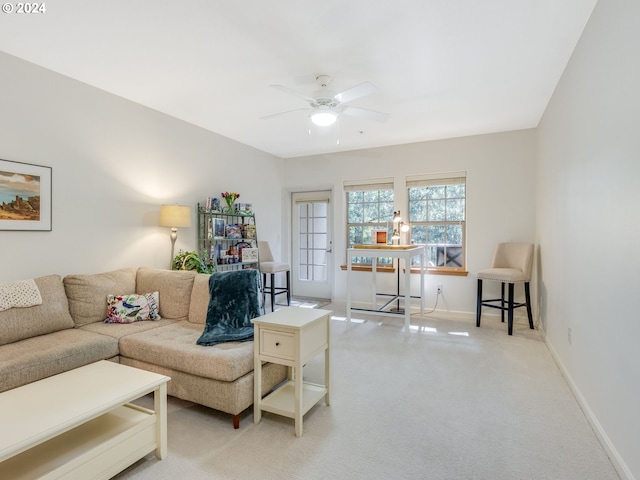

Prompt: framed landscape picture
[0,159,52,231]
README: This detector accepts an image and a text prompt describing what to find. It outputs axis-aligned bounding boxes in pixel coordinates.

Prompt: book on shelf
[241,247,259,263]
[242,224,256,239]
[225,224,242,239]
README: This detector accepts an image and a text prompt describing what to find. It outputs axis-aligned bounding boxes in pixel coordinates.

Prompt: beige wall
[282,129,537,317]
[0,52,284,282]
[2,1,638,475]
[536,0,640,477]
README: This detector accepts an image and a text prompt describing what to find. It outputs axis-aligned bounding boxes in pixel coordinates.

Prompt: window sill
[340,265,468,276]
[340,265,396,273]
[411,267,468,277]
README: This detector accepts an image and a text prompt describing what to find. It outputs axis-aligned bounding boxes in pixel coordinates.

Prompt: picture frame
[234,202,253,213]
[0,159,52,231]
[213,218,226,238]
[374,230,388,244]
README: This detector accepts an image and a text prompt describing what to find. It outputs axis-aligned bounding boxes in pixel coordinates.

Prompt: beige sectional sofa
[0,267,287,428]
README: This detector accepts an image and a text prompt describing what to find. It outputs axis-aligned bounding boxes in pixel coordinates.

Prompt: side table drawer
[260,329,295,360]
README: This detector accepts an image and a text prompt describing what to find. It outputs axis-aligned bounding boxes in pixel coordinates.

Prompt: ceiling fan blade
[341,105,389,122]
[334,81,378,103]
[259,108,310,120]
[269,84,315,103]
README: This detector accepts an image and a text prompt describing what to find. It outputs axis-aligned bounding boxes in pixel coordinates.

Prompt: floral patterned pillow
[105,292,160,323]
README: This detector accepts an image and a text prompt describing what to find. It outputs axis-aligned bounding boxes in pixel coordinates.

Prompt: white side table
[252,307,331,437]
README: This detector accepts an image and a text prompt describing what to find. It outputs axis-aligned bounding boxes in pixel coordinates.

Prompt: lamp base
[169,228,177,270]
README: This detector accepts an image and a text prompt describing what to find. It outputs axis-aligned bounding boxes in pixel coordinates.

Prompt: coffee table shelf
[0,361,169,480]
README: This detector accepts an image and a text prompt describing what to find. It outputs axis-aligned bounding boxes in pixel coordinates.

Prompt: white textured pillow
[0,279,43,312]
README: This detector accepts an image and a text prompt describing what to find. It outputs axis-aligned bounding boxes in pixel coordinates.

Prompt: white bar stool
[258,241,291,312]
[476,242,534,335]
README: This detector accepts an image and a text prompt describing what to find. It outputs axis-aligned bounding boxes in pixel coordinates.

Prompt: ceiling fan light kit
[262,74,388,128]
[310,108,337,126]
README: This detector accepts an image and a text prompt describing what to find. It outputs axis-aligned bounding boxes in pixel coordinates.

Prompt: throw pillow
[105,292,160,323]
[0,279,43,312]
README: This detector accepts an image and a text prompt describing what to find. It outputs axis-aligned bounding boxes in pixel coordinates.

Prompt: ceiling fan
[261,75,388,126]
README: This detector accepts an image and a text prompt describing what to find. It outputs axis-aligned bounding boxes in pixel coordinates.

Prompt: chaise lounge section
[0,267,288,428]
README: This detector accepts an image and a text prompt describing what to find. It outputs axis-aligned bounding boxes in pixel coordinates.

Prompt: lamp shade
[159,205,191,228]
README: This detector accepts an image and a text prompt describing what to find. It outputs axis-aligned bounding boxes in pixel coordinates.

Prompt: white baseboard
[542,330,634,480]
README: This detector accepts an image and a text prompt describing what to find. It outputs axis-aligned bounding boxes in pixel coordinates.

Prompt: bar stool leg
[262,273,267,309]
[507,283,515,335]
[286,270,291,306]
[525,282,534,329]
[500,282,506,323]
[268,273,275,312]
[476,278,483,327]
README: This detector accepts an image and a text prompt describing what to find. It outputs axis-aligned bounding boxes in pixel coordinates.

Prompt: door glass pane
[313,233,327,249]
[313,202,327,216]
[313,249,327,265]
[313,217,326,233]
[299,265,308,280]
[298,201,328,282]
[299,217,308,233]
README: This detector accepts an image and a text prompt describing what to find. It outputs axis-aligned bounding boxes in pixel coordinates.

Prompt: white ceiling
[0,0,597,159]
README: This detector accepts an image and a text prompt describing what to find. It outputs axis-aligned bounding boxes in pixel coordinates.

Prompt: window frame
[344,178,395,267]
[406,172,467,274]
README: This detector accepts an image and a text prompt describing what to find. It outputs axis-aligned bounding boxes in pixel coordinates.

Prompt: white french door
[291,191,332,300]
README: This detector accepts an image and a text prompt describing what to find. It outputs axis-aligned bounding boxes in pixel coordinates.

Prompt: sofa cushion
[187,273,211,325]
[63,268,137,327]
[0,275,74,346]
[136,268,196,320]
[119,321,255,382]
[80,317,178,339]
[0,329,119,393]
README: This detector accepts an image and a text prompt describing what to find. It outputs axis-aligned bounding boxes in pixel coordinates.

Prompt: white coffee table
[0,360,170,480]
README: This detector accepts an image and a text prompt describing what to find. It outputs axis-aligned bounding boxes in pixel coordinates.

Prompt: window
[407,172,466,272]
[344,178,394,265]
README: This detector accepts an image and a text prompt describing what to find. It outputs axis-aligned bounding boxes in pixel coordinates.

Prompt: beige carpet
[113,306,619,480]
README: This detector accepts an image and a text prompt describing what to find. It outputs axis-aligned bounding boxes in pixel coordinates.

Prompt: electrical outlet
[437,284,443,295]
[568,327,572,344]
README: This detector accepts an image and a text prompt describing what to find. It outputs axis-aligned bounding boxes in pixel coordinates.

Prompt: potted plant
[172,250,216,273]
